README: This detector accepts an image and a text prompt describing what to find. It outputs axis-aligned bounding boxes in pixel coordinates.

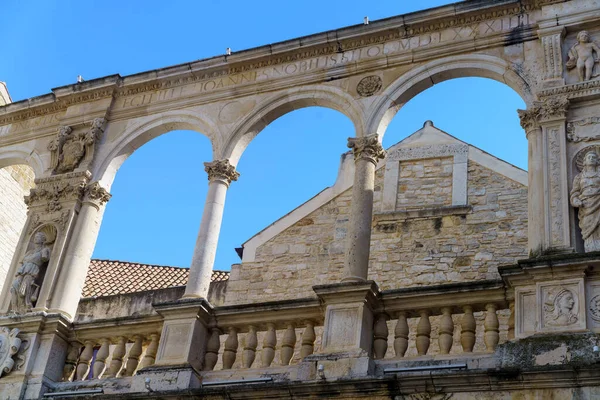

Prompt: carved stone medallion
[589,294,600,322]
[0,327,21,377]
[356,76,382,97]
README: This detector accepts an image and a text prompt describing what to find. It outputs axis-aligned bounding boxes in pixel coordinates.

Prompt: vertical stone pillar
[343,134,385,282]
[49,182,111,318]
[183,159,239,299]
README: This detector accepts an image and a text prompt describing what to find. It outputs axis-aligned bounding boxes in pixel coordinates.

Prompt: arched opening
[0,163,36,293]
[92,129,213,271]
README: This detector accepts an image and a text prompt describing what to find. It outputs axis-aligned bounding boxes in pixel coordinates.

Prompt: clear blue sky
[1,1,526,270]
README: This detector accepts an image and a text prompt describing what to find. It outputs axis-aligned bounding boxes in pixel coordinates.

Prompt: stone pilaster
[539,26,566,87]
[184,159,239,299]
[343,135,385,282]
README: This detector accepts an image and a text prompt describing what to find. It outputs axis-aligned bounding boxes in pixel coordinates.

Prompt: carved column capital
[517,107,541,133]
[24,171,91,212]
[347,134,386,165]
[538,97,569,122]
[204,159,240,186]
[83,182,111,207]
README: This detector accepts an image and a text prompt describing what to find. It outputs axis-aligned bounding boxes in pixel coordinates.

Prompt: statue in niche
[566,30,600,82]
[544,287,578,327]
[571,149,600,252]
[9,229,54,314]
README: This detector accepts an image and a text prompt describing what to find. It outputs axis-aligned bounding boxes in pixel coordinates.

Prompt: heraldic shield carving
[0,327,21,377]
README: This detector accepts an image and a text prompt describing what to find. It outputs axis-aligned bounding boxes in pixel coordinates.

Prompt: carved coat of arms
[48,118,105,175]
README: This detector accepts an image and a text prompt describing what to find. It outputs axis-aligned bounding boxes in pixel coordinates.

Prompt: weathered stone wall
[396,157,453,209]
[226,160,527,304]
[0,165,34,292]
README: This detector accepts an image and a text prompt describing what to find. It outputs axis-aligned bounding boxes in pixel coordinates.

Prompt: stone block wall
[225,159,528,305]
[396,157,453,209]
[0,165,35,292]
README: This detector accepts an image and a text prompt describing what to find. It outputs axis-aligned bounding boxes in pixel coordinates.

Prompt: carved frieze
[347,134,386,165]
[25,172,90,212]
[566,31,600,82]
[538,97,569,121]
[0,327,21,377]
[356,76,382,97]
[204,160,240,186]
[567,117,600,142]
[48,118,105,175]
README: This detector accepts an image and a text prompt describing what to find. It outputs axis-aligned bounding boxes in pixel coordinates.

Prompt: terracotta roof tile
[82,259,229,298]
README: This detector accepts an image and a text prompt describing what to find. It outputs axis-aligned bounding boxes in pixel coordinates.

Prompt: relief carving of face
[578,30,591,43]
[584,151,599,167]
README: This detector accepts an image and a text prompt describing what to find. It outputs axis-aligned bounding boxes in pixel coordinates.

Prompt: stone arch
[221,85,365,165]
[94,110,218,188]
[0,148,44,178]
[367,54,535,139]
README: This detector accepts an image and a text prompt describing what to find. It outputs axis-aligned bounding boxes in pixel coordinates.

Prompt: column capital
[204,159,239,186]
[517,107,541,134]
[83,181,111,207]
[347,134,386,165]
[518,96,569,134]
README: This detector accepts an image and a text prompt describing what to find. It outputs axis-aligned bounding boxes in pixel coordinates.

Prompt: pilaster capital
[347,134,386,165]
[538,97,569,122]
[518,107,541,133]
[83,181,111,207]
[204,159,240,186]
[24,171,91,212]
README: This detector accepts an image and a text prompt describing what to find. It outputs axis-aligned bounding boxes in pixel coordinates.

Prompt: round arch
[94,110,218,189]
[367,54,535,139]
[0,148,44,178]
[221,85,366,165]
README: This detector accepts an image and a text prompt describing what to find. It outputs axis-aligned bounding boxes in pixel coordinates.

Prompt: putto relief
[566,31,600,82]
[9,226,56,314]
[570,147,600,252]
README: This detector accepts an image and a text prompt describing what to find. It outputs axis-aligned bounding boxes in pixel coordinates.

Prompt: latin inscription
[5,113,62,134]
[117,13,529,110]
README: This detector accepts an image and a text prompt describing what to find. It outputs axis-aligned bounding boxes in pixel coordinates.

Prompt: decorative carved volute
[204,159,240,186]
[0,327,21,377]
[49,119,106,175]
[347,134,386,165]
[517,107,541,133]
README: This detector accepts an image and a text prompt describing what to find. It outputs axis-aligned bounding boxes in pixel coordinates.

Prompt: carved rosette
[48,118,106,175]
[347,134,386,165]
[204,160,240,186]
[356,76,382,97]
[83,182,111,207]
[0,327,21,377]
[24,171,91,212]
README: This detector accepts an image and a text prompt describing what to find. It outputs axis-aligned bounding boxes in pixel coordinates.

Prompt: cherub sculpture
[566,31,600,82]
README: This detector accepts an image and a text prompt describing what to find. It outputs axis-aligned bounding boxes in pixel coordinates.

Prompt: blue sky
[1,1,526,270]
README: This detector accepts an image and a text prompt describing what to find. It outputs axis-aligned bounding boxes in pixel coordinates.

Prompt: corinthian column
[343,134,385,282]
[183,159,239,299]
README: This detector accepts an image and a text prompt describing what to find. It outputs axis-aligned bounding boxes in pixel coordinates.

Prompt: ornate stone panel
[48,118,105,175]
[567,117,600,142]
[537,279,586,332]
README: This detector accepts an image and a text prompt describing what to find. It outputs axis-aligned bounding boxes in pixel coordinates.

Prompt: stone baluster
[139,333,160,370]
[222,327,239,369]
[123,335,143,376]
[242,326,258,368]
[300,322,316,358]
[484,303,500,351]
[416,310,431,356]
[439,307,454,355]
[281,324,296,365]
[75,340,95,381]
[373,314,389,359]
[261,323,277,367]
[508,301,515,340]
[92,338,111,379]
[203,328,221,371]
[62,342,81,382]
[460,306,476,353]
[394,312,409,357]
[105,336,127,378]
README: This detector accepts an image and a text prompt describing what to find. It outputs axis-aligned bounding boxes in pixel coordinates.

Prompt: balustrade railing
[374,280,511,359]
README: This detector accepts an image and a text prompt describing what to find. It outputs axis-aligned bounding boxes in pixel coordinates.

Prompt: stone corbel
[347,134,386,165]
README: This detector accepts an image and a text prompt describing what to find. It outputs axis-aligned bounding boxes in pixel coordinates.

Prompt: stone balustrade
[375,280,511,359]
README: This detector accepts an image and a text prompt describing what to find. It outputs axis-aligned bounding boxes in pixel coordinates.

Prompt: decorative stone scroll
[0,327,21,377]
[9,225,56,314]
[24,171,91,212]
[204,159,240,186]
[566,31,600,82]
[570,146,600,252]
[347,134,385,165]
[48,118,106,175]
[356,76,382,97]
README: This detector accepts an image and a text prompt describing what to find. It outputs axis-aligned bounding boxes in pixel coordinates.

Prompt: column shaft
[527,126,545,254]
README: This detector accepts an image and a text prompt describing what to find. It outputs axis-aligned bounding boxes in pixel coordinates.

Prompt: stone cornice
[0,0,550,126]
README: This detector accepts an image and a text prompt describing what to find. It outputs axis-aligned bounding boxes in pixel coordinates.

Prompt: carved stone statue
[566,30,600,82]
[9,231,51,314]
[543,287,577,327]
[571,149,600,252]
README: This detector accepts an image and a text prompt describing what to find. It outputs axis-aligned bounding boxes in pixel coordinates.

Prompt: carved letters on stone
[566,31,600,82]
[48,118,105,175]
[356,76,382,97]
[347,134,386,165]
[570,146,600,252]
[0,327,21,377]
[204,160,240,186]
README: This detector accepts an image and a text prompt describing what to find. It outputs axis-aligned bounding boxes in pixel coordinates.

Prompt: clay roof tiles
[82,259,229,298]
